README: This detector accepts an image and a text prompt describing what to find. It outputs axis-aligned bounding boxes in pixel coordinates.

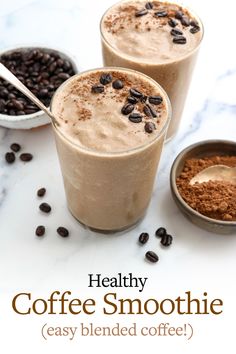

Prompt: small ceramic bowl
[170,140,236,234]
[0,45,79,129]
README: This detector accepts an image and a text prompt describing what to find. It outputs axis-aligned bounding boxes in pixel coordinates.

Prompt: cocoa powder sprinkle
[177,155,236,221]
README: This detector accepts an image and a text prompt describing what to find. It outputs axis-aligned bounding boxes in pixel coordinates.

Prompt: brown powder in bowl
[176,155,236,221]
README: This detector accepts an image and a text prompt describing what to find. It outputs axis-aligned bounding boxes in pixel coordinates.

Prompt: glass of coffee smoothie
[100,1,203,140]
[51,67,171,232]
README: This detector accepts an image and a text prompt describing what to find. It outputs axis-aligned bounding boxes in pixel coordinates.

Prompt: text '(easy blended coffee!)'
[51,68,171,231]
[100,1,203,140]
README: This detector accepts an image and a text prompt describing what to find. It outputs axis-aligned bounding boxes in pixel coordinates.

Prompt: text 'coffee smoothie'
[101,1,203,139]
[51,68,170,231]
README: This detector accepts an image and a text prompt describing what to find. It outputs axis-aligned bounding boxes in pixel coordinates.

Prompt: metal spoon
[0,62,58,126]
[190,164,236,185]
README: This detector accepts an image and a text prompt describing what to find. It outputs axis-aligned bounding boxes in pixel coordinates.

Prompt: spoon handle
[0,62,57,125]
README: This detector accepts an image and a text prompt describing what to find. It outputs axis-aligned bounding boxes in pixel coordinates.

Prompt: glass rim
[100,0,204,65]
[50,67,171,157]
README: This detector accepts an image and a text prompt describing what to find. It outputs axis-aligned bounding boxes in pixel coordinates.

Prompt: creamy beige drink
[100,1,203,140]
[51,68,170,231]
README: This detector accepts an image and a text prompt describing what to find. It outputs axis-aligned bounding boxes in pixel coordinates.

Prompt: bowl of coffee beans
[0,46,78,129]
[170,140,236,234]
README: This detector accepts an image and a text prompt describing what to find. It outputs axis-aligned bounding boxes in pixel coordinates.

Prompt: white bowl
[0,45,79,129]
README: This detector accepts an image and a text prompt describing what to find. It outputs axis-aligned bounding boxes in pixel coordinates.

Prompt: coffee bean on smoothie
[130,88,143,98]
[10,143,21,152]
[144,121,156,133]
[39,202,51,213]
[148,95,163,105]
[112,79,124,89]
[173,36,187,44]
[175,10,183,19]
[91,84,105,93]
[155,227,167,238]
[121,103,135,115]
[127,96,138,104]
[57,226,69,237]
[181,16,190,26]
[171,28,183,36]
[168,18,177,27]
[144,104,157,118]
[139,232,149,244]
[19,153,33,162]
[37,187,46,197]
[190,25,200,34]
[145,251,159,263]
[100,73,113,85]
[128,112,143,123]
[161,234,173,246]
[135,9,148,17]
[5,152,15,164]
[154,11,168,17]
[145,2,153,10]
[35,225,45,237]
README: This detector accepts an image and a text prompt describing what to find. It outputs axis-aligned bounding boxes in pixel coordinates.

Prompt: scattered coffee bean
[144,121,156,133]
[173,36,187,44]
[171,28,183,36]
[145,251,159,263]
[143,105,152,117]
[155,227,167,238]
[148,95,163,105]
[130,88,143,98]
[39,202,51,213]
[37,187,46,197]
[140,95,147,103]
[10,143,21,153]
[146,104,157,117]
[112,79,124,89]
[128,112,143,123]
[190,19,199,27]
[154,11,167,17]
[5,152,15,164]
[181,16,190,26]
[190,26,200,34]
[121,103,135,115]
[57,226,69,237]
[161,234,173,247]
[100,73,113,85]
[35,225,45,237]
[91,84,104,93]
[175,10,183,19]
[20,153,33,162]
[127,96,138,104]
[139,232,149,244]
[168,18,177,28]
[145,2,153,10]
[135,9,148,17]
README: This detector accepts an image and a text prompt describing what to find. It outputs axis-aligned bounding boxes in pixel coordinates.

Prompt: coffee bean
[181,16,190,26]
[190,19,199,27]
[127,96,138,104]
[130,88,143,98]
[144,121,156,133]
[145,2,153,9]
[143,104,157,118]
[154,11,167,17]
[128,112,142,123]
[148,95,163,105]
[140,95,147,103]
[168,18,177,27]
[16,110,25,115]
[121,103,134,115]
[91,84,104,93]
[19,153,33,162]
[10,143,21,152]
[112,79,124,89]
[37,187,46,197]
[171,28,183,36]
[139,232,149,244]
[57,226,69,237]
[100,73,113,85]
[35,225,45,237]
[145,251,159,263]
[173,36,187,44]
[5,152,15,163]
[57,72,70,80]
[190,26,200,34]
[38,89,48,98]
[161,234,173,246]
[155,227,167,238]
[135,9,148,17]
[175,10,183,19]
[39,202,51,213]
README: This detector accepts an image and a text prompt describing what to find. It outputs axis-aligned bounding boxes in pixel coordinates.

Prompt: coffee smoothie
[51,68,170,231]
[100,1,203,139]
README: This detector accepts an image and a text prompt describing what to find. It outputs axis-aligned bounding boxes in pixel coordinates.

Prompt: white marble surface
[0,1,236,353]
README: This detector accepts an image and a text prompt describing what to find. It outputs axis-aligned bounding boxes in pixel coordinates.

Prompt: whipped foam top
[52,69,169,153]
[101,1,203,63]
